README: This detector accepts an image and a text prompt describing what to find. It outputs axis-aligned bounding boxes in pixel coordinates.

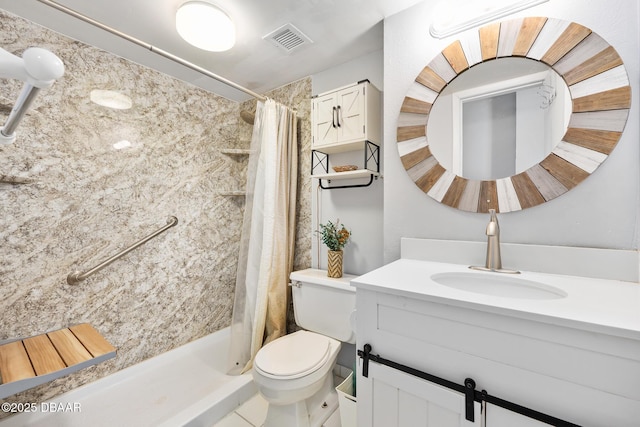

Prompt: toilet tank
[290,269,357,344]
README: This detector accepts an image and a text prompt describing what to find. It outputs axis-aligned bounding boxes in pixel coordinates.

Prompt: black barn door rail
[358,344,581,427]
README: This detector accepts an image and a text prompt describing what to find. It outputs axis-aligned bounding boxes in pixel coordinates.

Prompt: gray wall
[383,0,640,262]
[311,50,385,275]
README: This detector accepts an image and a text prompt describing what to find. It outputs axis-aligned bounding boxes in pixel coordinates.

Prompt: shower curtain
[228,99,298,374]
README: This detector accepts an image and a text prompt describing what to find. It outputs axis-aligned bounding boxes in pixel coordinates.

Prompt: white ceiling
[0,0,424,101]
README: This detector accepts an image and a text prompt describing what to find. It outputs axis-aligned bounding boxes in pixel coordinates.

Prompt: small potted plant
[317,219,351,278]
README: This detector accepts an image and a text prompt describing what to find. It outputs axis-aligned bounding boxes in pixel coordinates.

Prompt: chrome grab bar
[67,216,178,285]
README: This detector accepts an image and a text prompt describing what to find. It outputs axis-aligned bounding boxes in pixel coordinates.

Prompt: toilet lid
[254,331,331,378]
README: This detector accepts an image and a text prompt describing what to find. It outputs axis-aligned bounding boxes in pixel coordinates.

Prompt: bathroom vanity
[352,241,640,426]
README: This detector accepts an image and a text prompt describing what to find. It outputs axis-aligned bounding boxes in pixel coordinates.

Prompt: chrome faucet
[470,209,520,274]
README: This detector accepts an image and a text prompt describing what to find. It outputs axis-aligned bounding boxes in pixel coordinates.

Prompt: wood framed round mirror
[396,17,631,213]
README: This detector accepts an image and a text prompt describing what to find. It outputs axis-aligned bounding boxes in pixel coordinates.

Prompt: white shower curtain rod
[35,0,268,102]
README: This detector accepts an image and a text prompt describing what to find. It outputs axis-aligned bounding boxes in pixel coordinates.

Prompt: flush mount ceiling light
[176,1,235,52]
[430,0,548,39]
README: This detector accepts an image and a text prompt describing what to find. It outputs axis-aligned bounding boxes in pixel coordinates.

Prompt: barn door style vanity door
[357,359,482,426]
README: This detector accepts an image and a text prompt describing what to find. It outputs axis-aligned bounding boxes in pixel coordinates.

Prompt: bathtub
[0,327,256,427]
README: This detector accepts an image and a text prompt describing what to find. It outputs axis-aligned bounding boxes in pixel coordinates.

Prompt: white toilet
[252,268,357,427]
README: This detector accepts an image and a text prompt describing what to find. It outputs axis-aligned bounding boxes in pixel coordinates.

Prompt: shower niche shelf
[0,323,116,399]
[219,148,250,196]
[218,190,246,196]
[220,148,252,156]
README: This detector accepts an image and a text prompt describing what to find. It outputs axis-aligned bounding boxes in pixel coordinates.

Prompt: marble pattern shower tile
[0,9,237,413]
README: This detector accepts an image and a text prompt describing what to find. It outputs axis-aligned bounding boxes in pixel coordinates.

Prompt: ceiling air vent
[263,23,313,53]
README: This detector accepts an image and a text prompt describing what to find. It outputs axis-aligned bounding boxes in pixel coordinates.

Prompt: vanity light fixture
[429,0,549,39]
[176,1,236,52]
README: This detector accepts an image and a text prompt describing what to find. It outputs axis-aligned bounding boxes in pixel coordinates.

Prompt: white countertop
[351,259,640,340]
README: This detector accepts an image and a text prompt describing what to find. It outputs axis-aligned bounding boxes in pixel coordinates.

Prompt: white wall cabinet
[311,81,382,189]
[312,80,381,149]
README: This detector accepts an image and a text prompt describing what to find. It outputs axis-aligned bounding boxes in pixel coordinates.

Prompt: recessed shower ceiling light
[113,140,132,150]
[176,1,235,52]
[90,89,132,110]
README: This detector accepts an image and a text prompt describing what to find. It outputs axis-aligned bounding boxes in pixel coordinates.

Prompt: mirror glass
[397,16,631,213]
[427,57,572,180]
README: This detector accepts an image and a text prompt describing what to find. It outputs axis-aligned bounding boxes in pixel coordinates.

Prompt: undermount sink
[431,272,568,300]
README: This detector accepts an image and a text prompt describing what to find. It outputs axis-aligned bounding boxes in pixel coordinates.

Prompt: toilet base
[263,372,338,427]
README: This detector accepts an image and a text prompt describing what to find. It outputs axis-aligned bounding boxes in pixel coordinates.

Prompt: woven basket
[327,250,343,278]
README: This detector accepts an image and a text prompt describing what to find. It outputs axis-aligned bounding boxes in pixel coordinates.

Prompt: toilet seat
[254,331,332,379]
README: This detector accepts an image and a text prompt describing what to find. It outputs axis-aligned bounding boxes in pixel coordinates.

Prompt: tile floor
[212,367,351,427]
[212,393,268,427]
[212,393,343,427]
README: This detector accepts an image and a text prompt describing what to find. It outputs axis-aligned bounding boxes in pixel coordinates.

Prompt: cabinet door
[358,361,481,427]
[312,93,339,147]
[336,84,365,143]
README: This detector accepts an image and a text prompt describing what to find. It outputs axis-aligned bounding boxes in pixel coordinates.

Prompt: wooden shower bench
[0,323,116,398]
